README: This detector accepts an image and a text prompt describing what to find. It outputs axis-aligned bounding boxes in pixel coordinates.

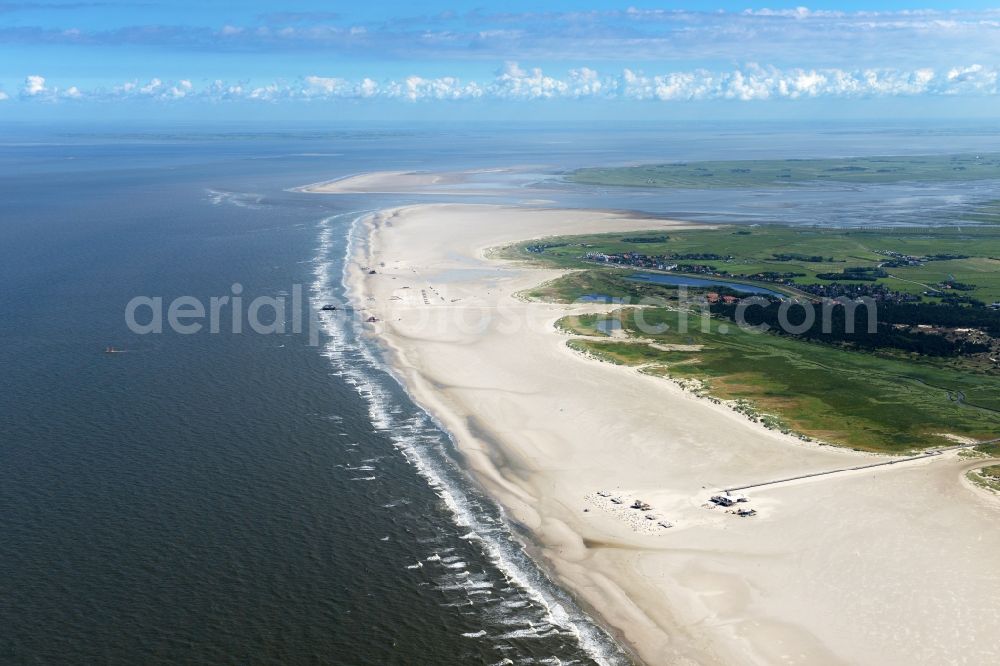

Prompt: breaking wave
[310,211,626,665]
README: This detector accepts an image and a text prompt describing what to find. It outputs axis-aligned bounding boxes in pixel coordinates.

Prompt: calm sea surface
[2,123,999,664]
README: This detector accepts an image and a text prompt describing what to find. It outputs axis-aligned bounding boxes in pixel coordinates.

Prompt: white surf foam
[310,211,624,665]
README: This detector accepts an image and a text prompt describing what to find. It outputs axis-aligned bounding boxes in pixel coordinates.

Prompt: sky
[3,1,1000,121]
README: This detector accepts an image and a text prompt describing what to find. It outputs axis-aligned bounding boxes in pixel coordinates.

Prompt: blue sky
[3,1,1000,120]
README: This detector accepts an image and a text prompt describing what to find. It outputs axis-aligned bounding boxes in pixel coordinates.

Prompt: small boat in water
[104,346,125,354]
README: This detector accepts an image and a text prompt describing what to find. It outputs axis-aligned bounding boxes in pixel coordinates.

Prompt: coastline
[342,200,1000,665]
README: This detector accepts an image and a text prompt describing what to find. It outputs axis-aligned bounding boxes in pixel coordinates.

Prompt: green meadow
[569,154,1000,189]
[506,224,1000,303]
[976,441,1000,457]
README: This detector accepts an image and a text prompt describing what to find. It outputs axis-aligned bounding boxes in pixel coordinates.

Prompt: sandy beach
[299,169,522,196]
[344,201,1000,665]
[300,170,464,194]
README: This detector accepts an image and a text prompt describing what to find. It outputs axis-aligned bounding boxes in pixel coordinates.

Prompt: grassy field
[569,154,1000,189]
[560,308,1000,452]
[505,225,1000,304]
[976,441,1000,457]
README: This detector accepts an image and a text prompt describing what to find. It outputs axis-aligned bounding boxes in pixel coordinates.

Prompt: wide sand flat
[347,203,1000,665]
[300,169,505,195]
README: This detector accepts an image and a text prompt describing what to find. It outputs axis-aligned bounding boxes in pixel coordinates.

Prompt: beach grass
[967,464,1000,493]
[524,269,679,304]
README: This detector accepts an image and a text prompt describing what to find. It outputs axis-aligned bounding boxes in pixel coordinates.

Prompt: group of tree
[709,299,995,357]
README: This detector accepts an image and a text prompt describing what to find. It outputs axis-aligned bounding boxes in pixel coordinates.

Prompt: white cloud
[205,79,246,100]
[304,75,347,97]
[616,64,947,102]
[0,91,8,101]
[139,78,163,95]
[567,67,606,97]
[19,74,83,101]
[165,80,192,98]
[247,83,282,101]
[490,61,568,99]
[356,77,378,98]
[384,75,482,101]
[944,64,999,95]
[22,74,46,96]
[105,77,196,101]
[9,62,1000,106]
[742,7,843,19]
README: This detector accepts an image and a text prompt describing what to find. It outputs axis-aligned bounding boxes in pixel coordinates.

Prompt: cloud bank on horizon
[3,3,1000,115]
[11,62,1000,104]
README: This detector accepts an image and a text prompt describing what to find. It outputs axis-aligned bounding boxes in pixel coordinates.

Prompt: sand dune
[346,203,1000,665]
